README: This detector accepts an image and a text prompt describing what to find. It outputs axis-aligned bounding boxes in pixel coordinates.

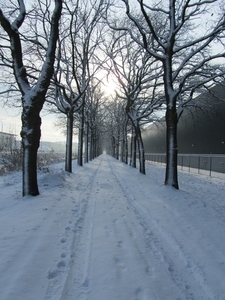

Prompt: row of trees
[106,0,225,189]
[0,0,224,196]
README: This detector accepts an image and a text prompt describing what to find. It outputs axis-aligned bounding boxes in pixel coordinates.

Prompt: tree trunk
[89,129,93,161]
[164,107,179,189]
[124,120,128,164]
[94,133,98,158]
[125,136,128,165]
[115,140,119,160]
[21,103,42,196]
[121,122,128,164]
[111,136,116,158]
[65,112,73,172]
[121,136,125,162]
[163,54,179,189]
[115,131,120,160]
[84,122,89,163]
[90,128,96,160]
[135,124,145,175]
[78,109,84,166]
[130,126,136,168]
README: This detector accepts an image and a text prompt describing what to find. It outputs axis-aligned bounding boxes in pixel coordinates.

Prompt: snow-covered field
[0,154,225,300]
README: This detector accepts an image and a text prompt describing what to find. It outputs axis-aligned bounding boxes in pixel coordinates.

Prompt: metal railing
[145,153,225,178]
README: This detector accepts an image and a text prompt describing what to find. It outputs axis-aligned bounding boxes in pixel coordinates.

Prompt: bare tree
[50,0,108,169]
[0,0,62,196]
[84,81,107,162]
[103,96,128,160]
[106,29,164,173]
[110,0,225,188]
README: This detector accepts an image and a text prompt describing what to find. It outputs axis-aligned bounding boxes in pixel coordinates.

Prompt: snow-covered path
[0,154,225,300]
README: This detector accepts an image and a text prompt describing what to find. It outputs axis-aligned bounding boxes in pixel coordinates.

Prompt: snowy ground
[0,154,225,300]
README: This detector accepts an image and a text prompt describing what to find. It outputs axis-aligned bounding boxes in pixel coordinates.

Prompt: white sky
[0,105,66,142]
[0,70,116,143]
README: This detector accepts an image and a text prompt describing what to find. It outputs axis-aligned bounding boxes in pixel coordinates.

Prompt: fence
[145,153,225,178]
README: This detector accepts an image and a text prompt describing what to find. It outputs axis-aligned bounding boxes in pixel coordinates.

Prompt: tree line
[0,0,224,196]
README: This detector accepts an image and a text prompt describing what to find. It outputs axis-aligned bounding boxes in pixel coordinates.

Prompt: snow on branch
[11,0,26,30]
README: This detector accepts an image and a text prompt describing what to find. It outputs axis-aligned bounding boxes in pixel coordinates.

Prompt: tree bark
[124,120,128,164]
[65,112,73,172]
[125,135,128,165]
[89,129,93,161]
[135,123,145,175]
[21,99,42,196]
[84,122,89,163]
[111,136,116,158]
[78,108,84,166]
[121,136,125,163]
[115,139,120,160]
[164,107,179,189]
[130,126,136,168]
[163,51,179,189]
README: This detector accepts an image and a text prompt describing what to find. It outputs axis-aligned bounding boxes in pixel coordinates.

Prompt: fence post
[209,156,212,177]
[198,156,200,174]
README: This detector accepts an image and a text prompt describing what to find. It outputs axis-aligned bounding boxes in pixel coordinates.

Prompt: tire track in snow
[85,155,159,299]
[91,156,181,299]
[107,156,216,300]
[44,158,103,300]
[58,157,103,300]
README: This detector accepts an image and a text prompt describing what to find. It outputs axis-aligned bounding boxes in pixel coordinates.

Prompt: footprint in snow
[57,260,66,268]
[60,238,66,243]
[114,256,126,271]
[47,269,58,279]
[117,240,124,248]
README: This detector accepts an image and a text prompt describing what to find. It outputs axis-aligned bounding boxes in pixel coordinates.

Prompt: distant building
[39,140,78,155]
[38,145,53,153]
[0,131,16,152]
[142,83,225,154]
